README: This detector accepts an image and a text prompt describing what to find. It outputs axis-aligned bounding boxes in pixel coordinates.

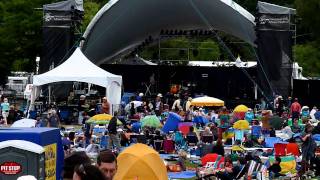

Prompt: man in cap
[155,93,163,116]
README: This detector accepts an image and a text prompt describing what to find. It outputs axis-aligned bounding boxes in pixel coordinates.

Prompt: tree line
[0,0,319,86]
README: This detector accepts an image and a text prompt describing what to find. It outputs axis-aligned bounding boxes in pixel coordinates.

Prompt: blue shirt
[1,102,9,111]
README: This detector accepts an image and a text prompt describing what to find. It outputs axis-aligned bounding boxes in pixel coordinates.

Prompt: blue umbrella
[131,122,141,133]
[162,112,181,133]
[193,116,209,124]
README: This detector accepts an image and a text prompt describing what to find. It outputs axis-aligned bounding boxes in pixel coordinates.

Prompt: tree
[82,1,101,30]
[294,42,320,77]
[190,39,220,61]
[295,0,320,41]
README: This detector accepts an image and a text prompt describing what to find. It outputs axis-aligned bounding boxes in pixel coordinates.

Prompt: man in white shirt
[172,95,182,112]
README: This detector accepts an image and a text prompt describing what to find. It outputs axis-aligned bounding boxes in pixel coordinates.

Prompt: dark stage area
[101,64,259,107]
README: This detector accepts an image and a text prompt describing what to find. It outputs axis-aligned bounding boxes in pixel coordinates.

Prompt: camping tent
[31,48,122,114]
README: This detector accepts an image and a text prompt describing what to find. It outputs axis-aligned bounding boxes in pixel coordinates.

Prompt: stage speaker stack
[256,1,296,99]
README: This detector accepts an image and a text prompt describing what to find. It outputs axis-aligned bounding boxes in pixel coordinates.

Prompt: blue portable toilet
[0,128,63,180]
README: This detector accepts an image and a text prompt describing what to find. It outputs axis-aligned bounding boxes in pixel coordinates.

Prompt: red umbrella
[201,153,219,166]
[178,122,193,136]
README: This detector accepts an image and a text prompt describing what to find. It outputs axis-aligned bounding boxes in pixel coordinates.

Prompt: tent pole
[48,85,51,105]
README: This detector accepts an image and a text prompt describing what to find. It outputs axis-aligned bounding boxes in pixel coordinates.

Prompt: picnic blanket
[168,171,196,179]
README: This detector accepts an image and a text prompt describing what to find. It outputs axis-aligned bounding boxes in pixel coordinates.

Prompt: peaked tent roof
[33,48,122,88]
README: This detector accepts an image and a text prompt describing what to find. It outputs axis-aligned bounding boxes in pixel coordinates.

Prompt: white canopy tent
[31,48,122,114]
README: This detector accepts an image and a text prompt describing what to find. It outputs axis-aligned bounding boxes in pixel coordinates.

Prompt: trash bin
[0,140,45,180]
[0,128,63,180]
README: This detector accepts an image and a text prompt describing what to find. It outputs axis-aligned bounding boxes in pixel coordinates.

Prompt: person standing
[78,95,86,125]
[1,98,10,125]
[172,94,182,112]
[101,97,110,114]
[290,98,301,120]
[185,97,192,112]
[107,112,121,151]
[48,109,60,128]
[300,124,317,175]
[277,96,285,117]
[154,93,163,116]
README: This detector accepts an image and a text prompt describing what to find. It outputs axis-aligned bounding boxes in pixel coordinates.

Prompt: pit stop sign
[0,162,22,175]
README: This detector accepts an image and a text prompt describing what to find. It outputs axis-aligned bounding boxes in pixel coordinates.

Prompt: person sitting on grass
[268,156,282,178]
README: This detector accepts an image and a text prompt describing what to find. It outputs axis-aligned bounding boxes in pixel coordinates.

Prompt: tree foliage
[0,0,320,84]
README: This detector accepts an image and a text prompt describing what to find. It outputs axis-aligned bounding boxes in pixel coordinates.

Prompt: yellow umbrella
[234,105,249,112]
[87,114,122,125]
[191,96,224,107]
[90,114,113,121]
[114,143,168,180]
[233,120,250,130]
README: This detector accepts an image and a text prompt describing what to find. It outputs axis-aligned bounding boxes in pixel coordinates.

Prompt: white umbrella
[11,118,37,128]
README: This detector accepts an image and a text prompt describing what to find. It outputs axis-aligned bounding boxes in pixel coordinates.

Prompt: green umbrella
[141,115,161,128]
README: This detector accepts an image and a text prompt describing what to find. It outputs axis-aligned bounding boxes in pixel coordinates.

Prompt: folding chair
[186,135,198,146]
[202,135,214,143]
[163,139,175,153]
[154,139,163,152]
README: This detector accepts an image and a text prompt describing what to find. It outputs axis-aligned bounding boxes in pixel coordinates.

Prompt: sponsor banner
[44,143,57,180]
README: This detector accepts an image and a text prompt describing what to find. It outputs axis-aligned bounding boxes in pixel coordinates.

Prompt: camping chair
[99,135,108,150]
[202,135,214,143]
[274,143,287,156]
[234,130,244,143]
[154,139,163,152]
[186,135,198,146]
[136,134,147,144]
[235,164,247,180]
[251,125,262,139]
[163,139,175,153]
[198,143,214,157]
[247,160,263,178]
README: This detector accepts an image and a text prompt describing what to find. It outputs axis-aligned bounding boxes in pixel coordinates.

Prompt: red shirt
[290,102,301,113]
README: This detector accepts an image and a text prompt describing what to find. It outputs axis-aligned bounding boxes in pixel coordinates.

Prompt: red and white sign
[0,162,22,175]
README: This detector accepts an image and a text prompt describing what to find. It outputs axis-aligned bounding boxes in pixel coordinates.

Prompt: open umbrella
[162,112,181,133]
[233,120,250,130]
[114,143,167,180]
[191,96,224,107]
[200,153,225,167]
[269,116,284,130]
[178,122,193,136]
[87,114,122,125]
[233,105,249,120]
[141,115,161,128]
[234,105,249,112]
[11,118,37,128]
[131,122,141,133]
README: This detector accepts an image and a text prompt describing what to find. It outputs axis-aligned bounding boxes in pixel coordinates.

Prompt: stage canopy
[82,0,256,65]
[32,48,122,113]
